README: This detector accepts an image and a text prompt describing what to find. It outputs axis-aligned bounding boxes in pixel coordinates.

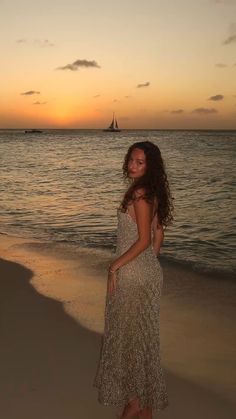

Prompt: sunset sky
[1,0,236,129]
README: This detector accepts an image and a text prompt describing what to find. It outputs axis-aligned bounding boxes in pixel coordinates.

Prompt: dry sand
[0,233,235,419]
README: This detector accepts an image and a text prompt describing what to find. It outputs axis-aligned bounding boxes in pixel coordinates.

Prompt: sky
[0,0,236,129]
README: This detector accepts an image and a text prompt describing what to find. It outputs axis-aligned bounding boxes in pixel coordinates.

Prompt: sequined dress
[93,208,169,412]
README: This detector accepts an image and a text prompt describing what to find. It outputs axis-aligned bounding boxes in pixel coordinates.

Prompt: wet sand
[0,233,235,418]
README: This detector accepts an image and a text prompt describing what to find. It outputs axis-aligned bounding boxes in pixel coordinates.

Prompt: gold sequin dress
[93,208,169,412]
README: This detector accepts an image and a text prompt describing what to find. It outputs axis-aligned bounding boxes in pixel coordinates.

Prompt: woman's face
[127,148,147,179]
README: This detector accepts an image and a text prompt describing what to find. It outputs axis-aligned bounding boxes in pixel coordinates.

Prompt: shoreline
[0,232,236,418]
[1,229,234,283]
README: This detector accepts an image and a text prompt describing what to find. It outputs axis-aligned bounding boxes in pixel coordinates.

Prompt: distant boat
[103,113,121,132]
[25,129,43,134]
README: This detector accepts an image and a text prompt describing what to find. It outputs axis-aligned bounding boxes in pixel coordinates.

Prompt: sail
[103,112,121,131]
[108,113,115,129]
[109,118,114,129]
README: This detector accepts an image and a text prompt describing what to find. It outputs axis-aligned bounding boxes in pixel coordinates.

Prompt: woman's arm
[109,190,153,272]
[153,224,164,257]
[152,213,164,257]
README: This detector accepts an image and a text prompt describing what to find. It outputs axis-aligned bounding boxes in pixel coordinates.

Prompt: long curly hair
[120,141,174,227]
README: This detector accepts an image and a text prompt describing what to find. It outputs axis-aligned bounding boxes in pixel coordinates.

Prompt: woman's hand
[107,269,117,295]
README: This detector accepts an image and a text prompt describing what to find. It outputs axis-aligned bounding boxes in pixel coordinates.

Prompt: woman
[93,141,173,418]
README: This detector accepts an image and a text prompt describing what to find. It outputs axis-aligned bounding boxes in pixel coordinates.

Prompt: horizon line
[1,128,236,132]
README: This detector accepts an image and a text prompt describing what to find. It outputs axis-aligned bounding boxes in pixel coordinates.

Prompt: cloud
[16,38,54,47]
[20,91,40,96]
[93,94,101,98]
[125,95,132,98]
[33,101,47,105]
[215,63,227,68]
[223,23,236,45]
[113,99,119,102]
[208,94,224,101]
[136,82,150,88]
[34,39,54,47]
[16,39,27,44]
[57,59,101,71]
[192,107,218,114]
[223,34,236,44]
[170,109,184,114]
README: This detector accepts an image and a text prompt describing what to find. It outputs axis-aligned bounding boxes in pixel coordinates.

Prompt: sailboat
[103,113,121,132]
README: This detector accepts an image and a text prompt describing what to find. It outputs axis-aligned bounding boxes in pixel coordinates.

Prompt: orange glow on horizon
[1,0,236,129]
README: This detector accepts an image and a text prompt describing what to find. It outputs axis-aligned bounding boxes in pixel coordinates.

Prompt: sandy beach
[0,233,236,419]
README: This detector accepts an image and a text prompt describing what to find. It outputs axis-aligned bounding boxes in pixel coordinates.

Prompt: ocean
[0,129,236,279]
